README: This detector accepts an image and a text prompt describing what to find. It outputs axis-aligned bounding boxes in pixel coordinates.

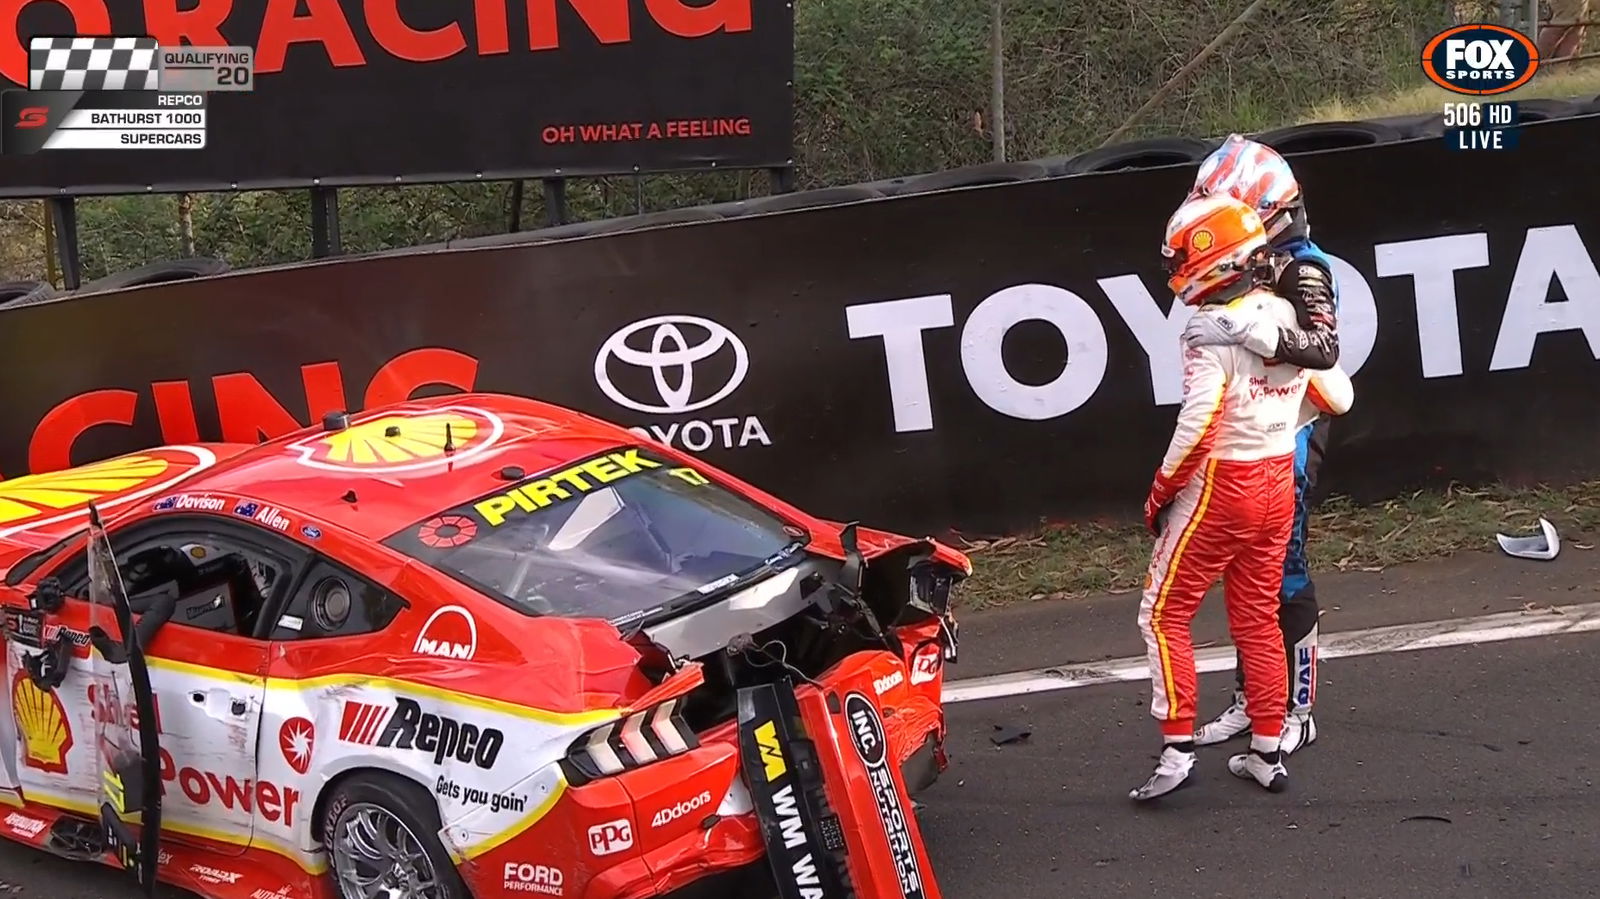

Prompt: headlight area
[560,698,701,784]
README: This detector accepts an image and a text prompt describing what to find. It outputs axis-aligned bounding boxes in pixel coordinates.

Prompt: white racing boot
[1227,734,1288,793]
[1280,712,1318,756]
[1194,689,1250,746]
[1130,743,1196,802]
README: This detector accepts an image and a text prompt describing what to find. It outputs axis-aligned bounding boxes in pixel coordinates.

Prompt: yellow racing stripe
[1150,459,1219,720]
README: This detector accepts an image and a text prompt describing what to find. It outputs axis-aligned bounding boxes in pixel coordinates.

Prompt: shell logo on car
[287,406,505,473]
[0,447,217,537]
[12,671,73,774]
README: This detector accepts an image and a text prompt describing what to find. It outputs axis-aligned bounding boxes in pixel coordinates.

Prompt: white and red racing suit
[1139,287,1351,742]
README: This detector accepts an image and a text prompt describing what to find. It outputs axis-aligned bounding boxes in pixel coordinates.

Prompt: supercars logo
[754,720,786,782]
[279,717,315,775]
[287,407,505,473]
[12,670,72,774]
[0,447,217,538]
[1422,24,1539,96]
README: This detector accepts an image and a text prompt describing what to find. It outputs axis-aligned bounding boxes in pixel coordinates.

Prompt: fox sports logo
[1421,24,1540,96]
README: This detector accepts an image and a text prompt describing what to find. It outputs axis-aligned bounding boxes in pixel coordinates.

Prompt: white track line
[942,600,1600,705]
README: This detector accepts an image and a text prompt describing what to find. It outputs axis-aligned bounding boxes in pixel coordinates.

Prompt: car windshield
[384,447,805,622]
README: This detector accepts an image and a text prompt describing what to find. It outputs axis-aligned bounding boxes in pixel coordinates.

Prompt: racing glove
[1144,476,1177,536]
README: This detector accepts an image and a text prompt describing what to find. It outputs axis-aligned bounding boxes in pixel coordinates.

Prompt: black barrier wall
[1,115,1597,534]
[0,0,793,194]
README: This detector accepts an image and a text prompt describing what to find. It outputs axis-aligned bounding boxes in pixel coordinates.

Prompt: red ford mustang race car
[0,393,969,899]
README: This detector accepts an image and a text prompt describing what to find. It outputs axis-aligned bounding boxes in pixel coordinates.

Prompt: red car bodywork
[0,393,969,899]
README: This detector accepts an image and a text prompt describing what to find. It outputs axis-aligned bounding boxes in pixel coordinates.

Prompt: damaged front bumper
[736,659,943,899]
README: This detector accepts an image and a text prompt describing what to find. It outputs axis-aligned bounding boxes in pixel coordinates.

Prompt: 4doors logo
[1421,24,1539,95]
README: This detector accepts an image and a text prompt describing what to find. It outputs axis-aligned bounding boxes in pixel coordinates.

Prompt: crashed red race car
[0,392,969,899]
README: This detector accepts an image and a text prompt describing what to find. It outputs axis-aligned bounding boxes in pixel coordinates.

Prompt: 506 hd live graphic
[1421,23,1540,152]
[3,36,253,154]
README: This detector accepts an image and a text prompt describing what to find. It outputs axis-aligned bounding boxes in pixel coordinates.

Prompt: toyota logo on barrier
[594,315,750,414]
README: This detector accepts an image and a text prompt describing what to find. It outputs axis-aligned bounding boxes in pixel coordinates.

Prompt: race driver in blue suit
[1179,134,1339,756]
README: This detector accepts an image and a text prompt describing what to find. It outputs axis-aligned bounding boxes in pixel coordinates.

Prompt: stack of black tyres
[0,280,55,309]
[76,257,231,294]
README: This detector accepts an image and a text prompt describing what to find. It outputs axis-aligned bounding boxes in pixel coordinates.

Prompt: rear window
[384,447,804,622]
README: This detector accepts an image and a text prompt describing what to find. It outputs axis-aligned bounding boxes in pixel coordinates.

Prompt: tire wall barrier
[2,113,1598,535]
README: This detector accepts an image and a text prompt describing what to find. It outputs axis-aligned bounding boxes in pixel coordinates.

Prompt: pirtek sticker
[473,448,661,526]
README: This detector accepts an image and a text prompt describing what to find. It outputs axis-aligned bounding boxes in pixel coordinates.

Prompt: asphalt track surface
[3,550,1597,899]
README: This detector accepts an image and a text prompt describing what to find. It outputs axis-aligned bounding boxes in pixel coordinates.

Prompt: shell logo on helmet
[0,446,217,538]
[287,406,505,473]
[1164,195,1270,306]
[1421,24,1539,96]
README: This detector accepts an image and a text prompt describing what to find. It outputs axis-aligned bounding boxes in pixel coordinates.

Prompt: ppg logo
[587,819,634,857]
[1421,24,1539,96]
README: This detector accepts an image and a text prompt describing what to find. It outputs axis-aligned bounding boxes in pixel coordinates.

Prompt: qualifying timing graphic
[2,36,254,153]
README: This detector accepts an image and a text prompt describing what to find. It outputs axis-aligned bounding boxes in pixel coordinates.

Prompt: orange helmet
[1162,194,1269,306]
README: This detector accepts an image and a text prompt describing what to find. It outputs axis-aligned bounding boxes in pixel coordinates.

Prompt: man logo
[754,720,786,781]
[413,605,478,660]
[1421,24,1539,96]
[594,314,750,414]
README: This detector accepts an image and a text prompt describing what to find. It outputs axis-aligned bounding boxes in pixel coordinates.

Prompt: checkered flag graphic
[28,36,160,91]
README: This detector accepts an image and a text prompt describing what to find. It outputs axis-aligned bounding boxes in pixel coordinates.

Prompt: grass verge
[956,480,1600,611]
[1302,63,1600,123]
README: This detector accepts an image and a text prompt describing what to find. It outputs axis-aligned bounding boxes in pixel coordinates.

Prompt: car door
[55,515,309,858]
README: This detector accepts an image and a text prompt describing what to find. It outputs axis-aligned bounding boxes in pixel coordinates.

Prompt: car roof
[182,393,647,541]
[0,394,649,552]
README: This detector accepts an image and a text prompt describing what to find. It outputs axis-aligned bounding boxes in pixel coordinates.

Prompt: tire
[740,185,885,214]
[77,257,230,294]
[1367,112,1446,139]
[1512,98,1583,122]
[320,771,470,899]
[856,174,919,197]
[895,161,1049,194]
[449,220,611,248]
[0,280,54,307]
[1250,120,1405,154]
[1057,137,1216,175]
[585,206,727,234]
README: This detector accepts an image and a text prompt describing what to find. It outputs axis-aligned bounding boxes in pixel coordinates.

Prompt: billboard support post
[46,197,81,290]
[508,181,526,233]
[310,187,340,258]
[543,179,569,226]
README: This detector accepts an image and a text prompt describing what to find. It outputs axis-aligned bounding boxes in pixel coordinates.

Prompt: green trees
[0,0,1447,283]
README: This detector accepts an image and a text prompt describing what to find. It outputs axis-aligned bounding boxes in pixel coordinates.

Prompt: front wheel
[321,771,471,899]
